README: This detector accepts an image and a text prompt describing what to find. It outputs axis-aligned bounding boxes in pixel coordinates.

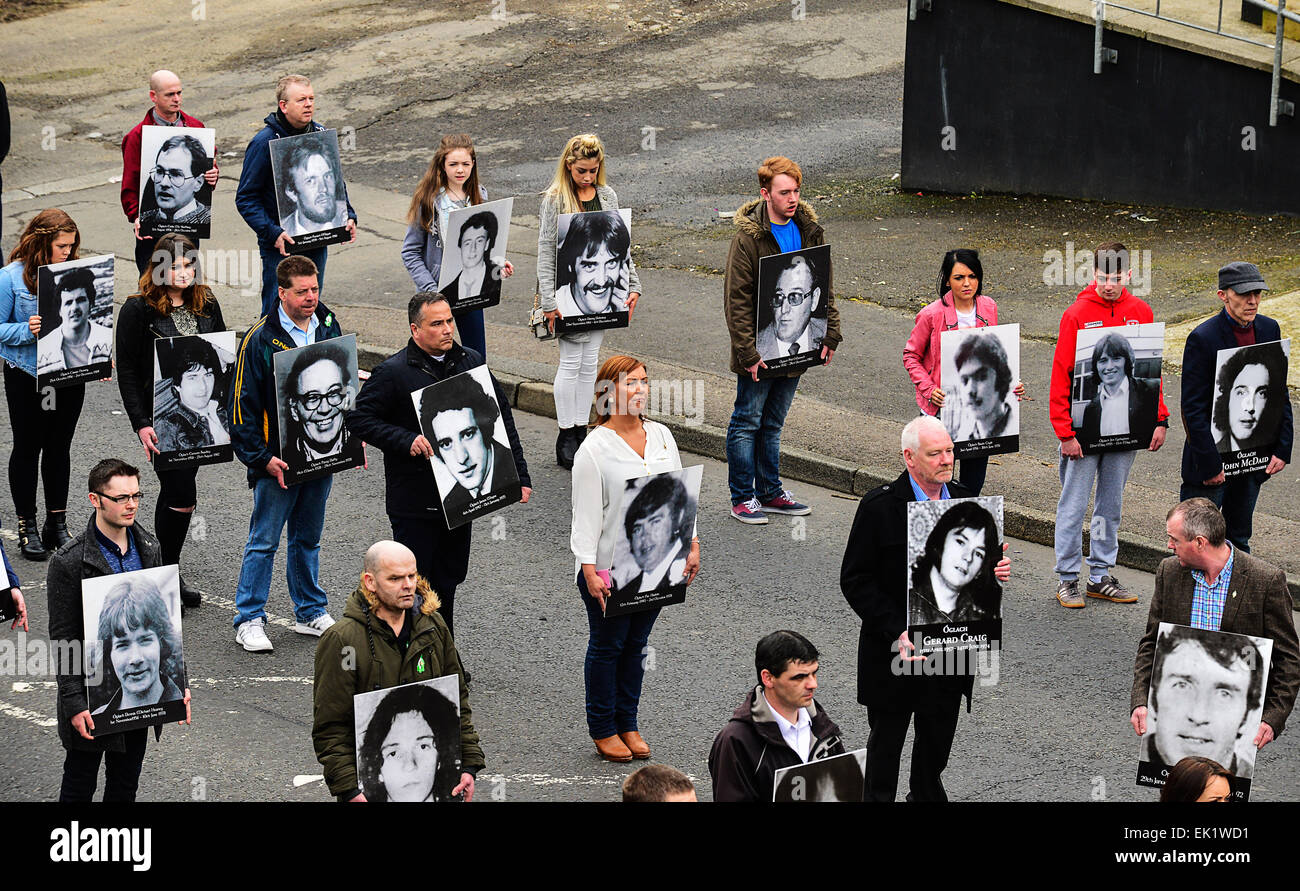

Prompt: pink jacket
[902,291,999,415]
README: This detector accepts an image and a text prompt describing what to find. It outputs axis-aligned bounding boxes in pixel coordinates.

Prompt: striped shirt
[1189,545,1235,631]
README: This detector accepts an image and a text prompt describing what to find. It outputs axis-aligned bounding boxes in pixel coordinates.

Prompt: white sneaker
[236,618,273,653]
[294,612,336,637]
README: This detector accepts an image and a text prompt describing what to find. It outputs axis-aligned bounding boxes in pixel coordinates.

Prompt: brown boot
[593,734,633,763]
[618,731,650,759]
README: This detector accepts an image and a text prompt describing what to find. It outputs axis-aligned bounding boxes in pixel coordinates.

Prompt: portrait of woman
[357,681,462,802]
[1213,341,1289,454]
[909,500,1002,626]
[88,575,186,716]
[1079,330,1160,446]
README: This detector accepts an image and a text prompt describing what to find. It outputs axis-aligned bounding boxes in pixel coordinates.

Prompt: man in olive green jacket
[312,540,484,801]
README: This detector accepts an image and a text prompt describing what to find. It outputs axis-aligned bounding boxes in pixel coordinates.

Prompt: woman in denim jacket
[0,209,86,559]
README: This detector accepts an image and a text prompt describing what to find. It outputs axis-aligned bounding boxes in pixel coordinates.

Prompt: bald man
[311,541,485,802]
[121,69,219,274]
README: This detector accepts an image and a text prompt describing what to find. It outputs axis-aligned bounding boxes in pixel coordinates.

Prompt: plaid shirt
[1189,545,1235,631]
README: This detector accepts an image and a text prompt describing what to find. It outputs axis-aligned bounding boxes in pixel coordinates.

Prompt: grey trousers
[1053,448,1137,581]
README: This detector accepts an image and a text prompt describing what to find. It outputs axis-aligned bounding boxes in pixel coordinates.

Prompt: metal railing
[1093,0,1295,125]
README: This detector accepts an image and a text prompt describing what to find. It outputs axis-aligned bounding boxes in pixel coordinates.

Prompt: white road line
[11,677,313,693]
[0,698,57,728]
[293,775,325,787]
[201,593,297,630]
[477,772,703,788]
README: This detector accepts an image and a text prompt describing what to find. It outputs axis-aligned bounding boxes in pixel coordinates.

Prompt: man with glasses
[46,458,192,801]
[1049,242,1169,609]
[229,255,344,653]
[283,344,356,463]
[120,70,219,275]
[756,254,827,361]
[723,156,841,525]
[138,134,212,235]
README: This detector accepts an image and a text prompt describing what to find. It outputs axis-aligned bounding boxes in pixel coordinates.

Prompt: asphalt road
[0,381,1296,803]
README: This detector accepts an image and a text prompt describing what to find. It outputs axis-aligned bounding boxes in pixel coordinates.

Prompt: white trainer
[236,617,273,653]
[294,612,336,637]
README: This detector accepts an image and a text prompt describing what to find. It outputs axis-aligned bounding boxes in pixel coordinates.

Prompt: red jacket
[1049,283,1169,441]
[902,291,1000,415]
[120,108,207,222]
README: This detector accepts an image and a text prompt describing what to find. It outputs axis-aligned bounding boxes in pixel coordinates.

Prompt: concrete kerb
[353,341,1300,599]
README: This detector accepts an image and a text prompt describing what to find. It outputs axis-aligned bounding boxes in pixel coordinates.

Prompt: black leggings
[3,363,85,519]
[154,466,199,566]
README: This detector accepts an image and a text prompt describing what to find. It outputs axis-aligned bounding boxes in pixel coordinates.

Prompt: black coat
[840,470,974,710]
[116,295,227,433]
[47,515,163,752]
[1079,376,1160,449]
[345,339,530,520]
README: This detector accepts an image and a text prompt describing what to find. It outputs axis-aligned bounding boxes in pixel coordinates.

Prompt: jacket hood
[343,585,440,628]
[263,111,320,137]
[733,197,820,239]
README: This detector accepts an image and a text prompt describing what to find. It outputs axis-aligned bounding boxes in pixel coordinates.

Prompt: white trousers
[554,331,604,428]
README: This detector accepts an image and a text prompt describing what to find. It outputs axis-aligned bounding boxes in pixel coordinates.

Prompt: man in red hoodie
[1050,243,1169,608]
[120,70,219,276]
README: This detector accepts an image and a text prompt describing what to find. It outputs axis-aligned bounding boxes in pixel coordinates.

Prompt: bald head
[149,70,183,120]
[364,540,416,577]
[362,541,420,618]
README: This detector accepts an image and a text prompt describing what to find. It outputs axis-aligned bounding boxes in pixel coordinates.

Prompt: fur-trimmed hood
[732,197,821,239]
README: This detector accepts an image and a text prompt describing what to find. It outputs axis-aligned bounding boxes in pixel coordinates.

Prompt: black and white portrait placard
[412,365,521,530]
[437,197,514,313]
[138,125,215,240]
[82,565,187,738]
[273,334,364,485]
[1136,623,1273,801]
[0,587,17,625]
[152,331,236,470]
[353,674,462,803]
[554,208,632,333]
[772,749,867,802]
[36,254,115,390]
[756,244,832,377]
[940,323,1020,459]
[604,465,702,618]
[268,129,350,250]
[907,496,1003,655]
[1212,339,1291,478]
[1070,322,1165,454]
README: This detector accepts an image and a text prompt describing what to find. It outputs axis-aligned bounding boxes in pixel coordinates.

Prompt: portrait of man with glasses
[756,246,830,369]
[138,129,214,239]
[274,337,363,484]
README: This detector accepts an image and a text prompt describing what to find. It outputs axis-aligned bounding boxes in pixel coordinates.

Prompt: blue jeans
[233,475,332,627]
[725,373,800,504]
[1180,475,1264,553]
[578,573,661,739]
[259,243,328,317]
[455,309,486,357]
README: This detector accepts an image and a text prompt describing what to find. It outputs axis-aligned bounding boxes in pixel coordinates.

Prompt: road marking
[477,772,703,788]
[11,677,313,693]
[200,593,297,630]
[0,698,57,728]
[293,775,325,787]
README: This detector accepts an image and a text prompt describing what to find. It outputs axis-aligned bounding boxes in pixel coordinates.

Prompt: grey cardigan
[400,185,490,293]
[537,184,641,318]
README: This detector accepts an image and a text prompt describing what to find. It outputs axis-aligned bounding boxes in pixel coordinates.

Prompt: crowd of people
[0,69,1295,804]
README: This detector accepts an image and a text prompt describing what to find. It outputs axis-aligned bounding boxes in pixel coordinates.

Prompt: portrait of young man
[37,260,114,379]
[273,131,349,237]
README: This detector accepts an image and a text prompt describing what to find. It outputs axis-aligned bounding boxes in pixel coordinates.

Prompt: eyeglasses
[770,290,812,309]
[149,167,198,187]
[96,491,144,504]
[295,386,346,412]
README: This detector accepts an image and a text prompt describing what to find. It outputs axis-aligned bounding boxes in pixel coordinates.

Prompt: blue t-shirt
[770,218,802,254]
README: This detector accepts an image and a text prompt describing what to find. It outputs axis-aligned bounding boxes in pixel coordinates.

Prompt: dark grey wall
[901,0,1298,216]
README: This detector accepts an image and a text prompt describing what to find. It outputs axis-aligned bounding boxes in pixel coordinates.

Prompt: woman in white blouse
[571,355,700,763]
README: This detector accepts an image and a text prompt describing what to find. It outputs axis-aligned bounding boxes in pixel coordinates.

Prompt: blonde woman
[538,134,641,469]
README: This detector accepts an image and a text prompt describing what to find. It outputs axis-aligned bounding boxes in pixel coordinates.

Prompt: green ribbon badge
[417,656,426,674]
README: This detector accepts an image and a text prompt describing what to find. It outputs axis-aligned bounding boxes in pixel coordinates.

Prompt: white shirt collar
[637,539,684,591]
[763,690,813,762]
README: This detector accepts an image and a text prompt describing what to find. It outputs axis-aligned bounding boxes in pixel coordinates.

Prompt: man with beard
[138,134,212,235]
[278,140,349,235]
[228,255,344,653]
[121,70,219,275]
[237,75,356,316]
[756,254,827,361]
[283,344,356,464]
[555,210,630,316]
[37,266,113,375]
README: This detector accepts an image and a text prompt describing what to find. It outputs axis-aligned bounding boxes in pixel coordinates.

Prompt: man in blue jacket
[236,75,356,317]
[346,291,531,639]
[1179,262,1292,552]
[228,255,344,653]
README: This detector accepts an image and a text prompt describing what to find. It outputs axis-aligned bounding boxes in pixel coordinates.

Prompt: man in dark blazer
[1178,262,1292,552]
[1131,498,1299,758]
[47,458,192,801]
[840,415,1010,801]
[346,291,530,638]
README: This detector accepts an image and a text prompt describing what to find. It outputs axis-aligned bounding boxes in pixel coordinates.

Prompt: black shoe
[16,516,48,561]
[556,427,578,470]
[41,514,71,551]
[574,425,588,446]
[180,576,202,609]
